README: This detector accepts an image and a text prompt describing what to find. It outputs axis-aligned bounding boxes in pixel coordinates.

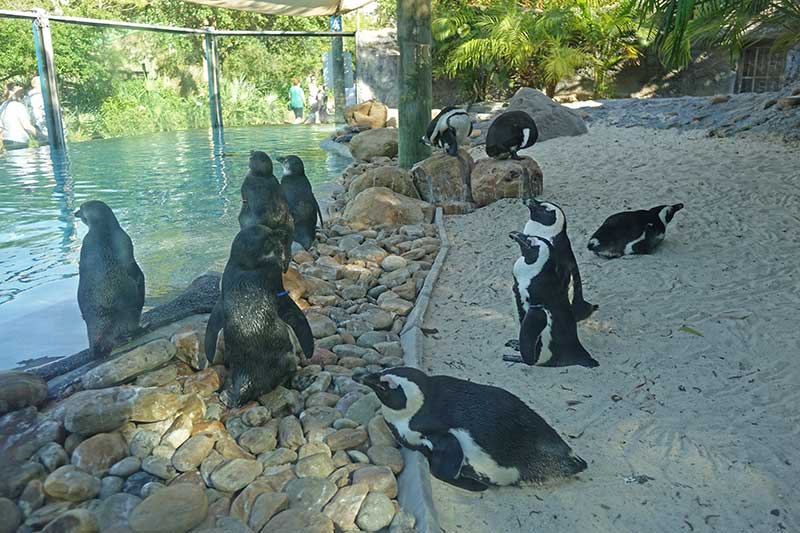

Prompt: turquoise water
[0,125,349,369]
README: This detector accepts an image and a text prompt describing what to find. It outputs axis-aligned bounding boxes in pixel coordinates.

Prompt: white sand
[421,125,800,532]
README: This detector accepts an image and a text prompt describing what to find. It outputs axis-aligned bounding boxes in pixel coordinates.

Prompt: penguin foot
[442,476,490,492]
[504,339,520,351]
[502,354,526,364]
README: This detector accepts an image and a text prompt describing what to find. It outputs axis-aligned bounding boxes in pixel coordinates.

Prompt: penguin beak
[509,231,528,246]
[74,209,81,218]
[356,372,384,391]
[420,137,432,146]
[275,156,286,163]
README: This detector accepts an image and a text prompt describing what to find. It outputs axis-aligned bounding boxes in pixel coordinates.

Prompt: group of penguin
[352,108,685,493]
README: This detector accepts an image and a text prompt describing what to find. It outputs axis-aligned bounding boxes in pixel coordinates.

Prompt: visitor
[0,83,36,151]
[317,85,330,124]
[307,75,319,108]
[289,78,304,123]
[27,76,48,141]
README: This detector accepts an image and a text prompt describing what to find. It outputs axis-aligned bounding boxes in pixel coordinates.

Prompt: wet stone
[141,456,177,481]
[140,481,165,498]
[356,491,396,532]
[128,483,208,533]
[298,442,332,460]
[81,339,176,389]
[151,443,176,460]
[37,442,69,473]
[95,493,141,531]
[214,435,254,460]
[122,471,159,497]
[200,450,225,486]
[1,407,65,463]
[161,415,193,449]
[0,371,47,415]
[109,456,141,478]
[99,475,124,499]
[72,433,129,477]
[23,502,72,530]
[182,369,221,397]
[173,434,215,472]
[0,497,21,533]
[18,479,45,518]
[229,479,273,523]
[331,450,351,468]
[261,464,296,492]
[44,466,101,502]
[347,450,370,464]
[225,417,248,440]
[295,453,335,478]
[136,364,179,388]
[131,389,183,423]
[41,509,99,533]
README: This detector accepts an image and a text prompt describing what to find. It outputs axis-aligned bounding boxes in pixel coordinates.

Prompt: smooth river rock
[128,483,208,533]
[81,339,176,389]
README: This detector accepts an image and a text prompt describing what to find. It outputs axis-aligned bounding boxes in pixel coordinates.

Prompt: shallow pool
[0,125,350,369]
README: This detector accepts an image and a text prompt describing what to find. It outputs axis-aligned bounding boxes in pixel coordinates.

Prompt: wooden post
[32,11,66,150]
[397,0,432,169]
[330,15,346,124]
[204,30,223,129]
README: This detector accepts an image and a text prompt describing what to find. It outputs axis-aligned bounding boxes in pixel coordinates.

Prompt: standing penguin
[524,199,597,321]
[507,231,598,368]
[207,225,304,406]
[422,106,473,156]
[359,367,588,491]
[75,201,145,360]
[485,110,538,159]
[238,151,294,271]
[588,203,684,258]
[276,155,323,250]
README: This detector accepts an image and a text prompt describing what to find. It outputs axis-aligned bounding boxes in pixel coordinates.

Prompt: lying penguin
[588,203,684,258]
[75,200,145,360]
[238,151,294,271]
[507,231,598,368]
[205,225,304,406]
[422,106,473,156]
[485,110,538,159]
[523,199,597,321]
[359,366,587,491]
[276,155,324,250]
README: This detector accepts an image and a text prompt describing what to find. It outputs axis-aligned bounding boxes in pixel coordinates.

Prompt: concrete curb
[397,207,450,533]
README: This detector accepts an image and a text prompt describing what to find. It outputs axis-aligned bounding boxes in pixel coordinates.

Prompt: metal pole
[397,0,432,168]
[204,29,223,130]
[330,15,346,124]
[32,10,66,150]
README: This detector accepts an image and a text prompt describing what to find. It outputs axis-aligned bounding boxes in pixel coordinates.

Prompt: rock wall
[356,30,399,107]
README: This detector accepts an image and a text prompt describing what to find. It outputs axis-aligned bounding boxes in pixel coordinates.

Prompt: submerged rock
[81,339,176,389]
[43,465,101,502]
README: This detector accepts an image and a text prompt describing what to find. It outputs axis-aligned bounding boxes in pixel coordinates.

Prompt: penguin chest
[513,257,541,313]
[448,428,521,486]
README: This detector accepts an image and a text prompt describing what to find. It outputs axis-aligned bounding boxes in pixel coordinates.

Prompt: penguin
[75,200,145,360]
[523,199,597,321]
[506,231,598,368]
[206,225,303,406]
[588,203,684,258]
[358,366,588,491]
[276,155,323,250]
[485,110,538,159]
[238,150,294,271]
[422,106,473,156]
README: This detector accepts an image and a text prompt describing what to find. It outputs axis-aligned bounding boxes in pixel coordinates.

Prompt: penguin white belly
[535,309,554,366]
[513,257,539,313]
[567,277,575,305]
[448,428,520,485]
[624,229,648,255]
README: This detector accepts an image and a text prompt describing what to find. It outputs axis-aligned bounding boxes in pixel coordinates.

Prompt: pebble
[284,477,338,512]
[390,510,417,533]
[248,492,289,531]
[331,450,351,468]
[367,445,404,474]
[380,296,414,316]
[300,406,342,433]
[140,480,165,498]
[109,456,141,478]
[307,313,338,339]
[214,434,254,460]
[257,447,297,468]
[260,387,302,418]
[99,475,124,499]
[81,339,176,389]
[348,242,388,263]
[131,389,183,423]
[0,497,21,532]
[18,479,45,517]
[345,393,382,426]
[43,466,101,502]
[128,483,208,533]
[333,418,359,430]
[261,464,297,492]
[151,443,176,460]
[238,423,279,455]
[41,509,99,533]
[210,459,262,492]
[241,406,271,427]
[200,450,225,486]
[0,370,47,414]
[263,508,333,533]
[225,417,249,439]
[373,341,403,359]
[357,331,400,348]
[95,493,141,531]
[295,453,336,478]
[322,483,369,531]
[1,407,64,463]
[141,456,177,481]
[356,491,396,531]
[298,442,332,459]
[122,471,159,496]
[71,432,129,477]
[347,450,370,464]
[368,416,396,447]
[380,255,408,272]
[229,479,273,523]
[278,416,306,450]
[305,392,340,408]
[36,442,69,473]
[351,466,398,498]
[325,427,368,451]
[173,434,215,472]
[23,502,72,530]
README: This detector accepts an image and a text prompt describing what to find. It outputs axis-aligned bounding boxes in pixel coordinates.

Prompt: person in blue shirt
[289,78,304,122]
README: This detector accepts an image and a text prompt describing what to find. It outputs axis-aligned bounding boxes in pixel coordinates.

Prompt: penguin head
[74,200,120,230]
[249,150,274,177]
[276,155,305,177]
[651,203,684,226]
[358,367,428,413]
[510,231,551,266]
[524,199,565,237]
[230,225,281,271]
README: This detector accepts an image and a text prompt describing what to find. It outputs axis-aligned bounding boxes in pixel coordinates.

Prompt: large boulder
[349,129,398,161]
[343,187,432,230]
[411,149,475,213]
[348,166,419,200]
[0,371,47,414]
[470,156,543,207]
[345,100,389,129]
[505,87,587,141]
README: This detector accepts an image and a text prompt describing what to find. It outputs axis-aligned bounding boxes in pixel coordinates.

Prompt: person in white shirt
[1,83,36,150]
[307,75,319,108]
[27,76,47,140]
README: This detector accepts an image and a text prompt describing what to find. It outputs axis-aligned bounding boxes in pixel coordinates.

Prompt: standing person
[289,78,305,123]
[0,83,36,150]
[307,75,319,108]
[27,76,48,141]
[317,85,330,124]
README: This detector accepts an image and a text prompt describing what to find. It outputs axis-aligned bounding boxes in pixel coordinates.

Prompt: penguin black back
[277,155,323,250]
[423,106,473,156]
[238,151,294,271]
[486,111,538,159]
[75,200,145,359]
[588,203,684,258]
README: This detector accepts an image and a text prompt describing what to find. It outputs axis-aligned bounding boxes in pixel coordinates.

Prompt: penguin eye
[380,375,399,389]
[241,198,248,204]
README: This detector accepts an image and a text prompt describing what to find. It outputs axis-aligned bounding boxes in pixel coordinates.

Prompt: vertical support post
[397,0,432,169]
[32,11,66,150]
[330,15,346,124]
[204,29,223,130]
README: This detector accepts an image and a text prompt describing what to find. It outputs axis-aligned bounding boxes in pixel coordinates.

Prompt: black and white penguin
[422,106,473,156]
[523,199,597,321]
[588,203,684,258]
[485,110,538,159]
[206,225,303,406]
[276,155,323,250]
[238,150,294,271]
[359,366,588,491]
[507,231,598,368]
[75,200,145,360]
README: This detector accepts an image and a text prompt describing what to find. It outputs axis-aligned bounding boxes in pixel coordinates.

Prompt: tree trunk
[331,34,346,124]
[397,0,432,169]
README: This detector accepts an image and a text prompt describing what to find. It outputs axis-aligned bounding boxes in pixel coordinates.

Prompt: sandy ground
[421,125,800,533]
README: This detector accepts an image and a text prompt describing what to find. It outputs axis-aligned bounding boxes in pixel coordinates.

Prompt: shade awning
[183,0,373,16]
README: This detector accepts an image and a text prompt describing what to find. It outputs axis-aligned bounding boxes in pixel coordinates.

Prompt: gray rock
[248,492,289,531]
[357,331,400,348]
[161,415,192,449]
[128,483,208,533]
[43,465,100,502]
[278,416,306,450]
[284,477,338,512]
[109,456,141,478]
[0,497,21,533]
[100,475,124,499]
[356,491,396,531]
[210,459,262,492]
[0,407,64,466]
[72,432,129,477]
[379,356,404,367]
[341,284,368,300]
[505,87,587,140]
[325,427,369,451]
[347,450,370,464]
[41,509,99,533]
[307,313,337,339]
[36,442,69,473]
[379,296,414,316]
[316,334,343,350]
[229,479,273,523]
[263,508,333,533]
[257,447,297,468]
[131,389,183,423]
[199,450,225,486]
[18,479,45,517]
[295,453,335,478]
[368,284,390,298]
[337,235,362,252]
[241,406,271,427]
[238,423,278,455]
[390,510,417,533]
[367,416,396,447]
[380,255,408,272]
[345,393,382,426]
[141,480,165,498]
[367,446,404,474]
[81,339,176,389]
[136,363,179,387]
[259,386,301,418]
[298,442,332,459]
[173,434,215,472]
[378,268,411,289]
[300,407,342,433]
[322,483,369,531]
[332,345,368,358]
[151,443,176,460]
[122,471,159,496]
[95,492,141,531]
[61,388,135,436]
[0,371,47,415]
[348,242,388,264]
[356,306,394,330]
[305,392,340,409]
[333,418,359,430]
[129,430,161,459]
[141,456,177,481]
[339,319,374,338]
[225,417,249,440]
[351,466,398,498]
[261,464,297,492]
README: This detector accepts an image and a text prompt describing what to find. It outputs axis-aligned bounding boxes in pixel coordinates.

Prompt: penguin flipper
[203,299,224,368]
[563,244,597,321]
[519,307,546,365]
[428,434,488,492]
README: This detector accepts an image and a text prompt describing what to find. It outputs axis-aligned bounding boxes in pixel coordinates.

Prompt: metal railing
[0,9,356,150]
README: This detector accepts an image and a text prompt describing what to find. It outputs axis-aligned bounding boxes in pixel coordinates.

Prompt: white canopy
[183,0,373,16]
